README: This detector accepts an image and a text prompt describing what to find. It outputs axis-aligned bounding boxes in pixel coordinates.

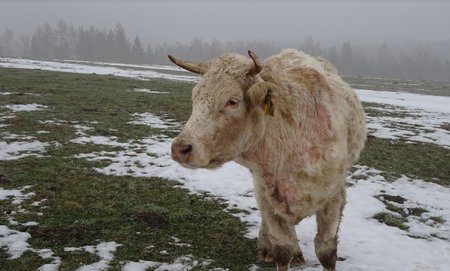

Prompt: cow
[168,49,366,271]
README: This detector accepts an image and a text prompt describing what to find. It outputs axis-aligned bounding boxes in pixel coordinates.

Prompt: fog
[1,0,449,45]
[1,0,450,81]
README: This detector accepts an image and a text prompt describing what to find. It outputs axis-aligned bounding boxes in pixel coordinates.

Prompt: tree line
[1,19,449,82]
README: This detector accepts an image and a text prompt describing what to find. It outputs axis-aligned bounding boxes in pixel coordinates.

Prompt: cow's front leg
[254,182,304,269]
[288,224,306,266]
[315,189,346,271]
[257,218,305,266]
[257,217,274,262]
[261,210,302,271]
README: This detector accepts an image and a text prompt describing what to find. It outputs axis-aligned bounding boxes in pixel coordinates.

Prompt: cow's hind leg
[315,190,345,271]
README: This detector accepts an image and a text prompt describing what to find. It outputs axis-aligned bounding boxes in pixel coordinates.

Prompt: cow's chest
[263,173,324,222]
[239,144,328,221]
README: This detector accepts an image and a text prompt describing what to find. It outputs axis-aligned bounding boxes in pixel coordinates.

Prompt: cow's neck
[238,117,299,177]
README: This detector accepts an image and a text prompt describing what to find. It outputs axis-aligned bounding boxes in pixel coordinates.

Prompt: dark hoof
[257,248,274,262]
[291,252,306,266]
[276,265,289,271]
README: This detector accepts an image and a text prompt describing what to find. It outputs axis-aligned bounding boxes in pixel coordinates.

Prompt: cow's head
[169,51,272,169]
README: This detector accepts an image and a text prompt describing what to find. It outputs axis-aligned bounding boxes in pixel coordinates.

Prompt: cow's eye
[225,98,239,108]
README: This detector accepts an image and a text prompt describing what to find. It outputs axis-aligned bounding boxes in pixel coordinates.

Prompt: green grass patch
[0,250,50,271]
[363,102,415,119]
[385,203,408,217]
[360,137,450,185]
[345,76,450,97]
[1,158,257,270]
[373,212,409,231]
[407,207,428,217]
[428,216,446,224]
[440,123,450,131]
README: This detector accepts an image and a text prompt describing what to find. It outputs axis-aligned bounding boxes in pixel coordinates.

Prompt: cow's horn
[167,55,207,75]
[247,50,262,76]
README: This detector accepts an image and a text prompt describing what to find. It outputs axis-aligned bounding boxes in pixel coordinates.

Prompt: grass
[360,137,450,185]
[373,212,409,231]
[373,193,446,235]
[0,68,256,270]
[362,102,415,119]
[361,100,450,186]
[1,168,257,270]
[344,75,450,97]
[1,67,449,269]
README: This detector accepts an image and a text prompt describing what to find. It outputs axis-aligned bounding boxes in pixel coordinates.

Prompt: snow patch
[73,124,94,136]
[169,236,191,248]
[0,138,51,160]
[0,225,31,259]
[3,103,48,112]
[365,108,450,147]
[128,112,179,130]
[0,186,34,205]
[355,89,450,147]
[35,249,62,271]
[121,260,160,271]
[128,88,169,94]
[0,115,56,161]
[64,242,122,271]
[121,255,224,271]
[0,57,199,82]
[70,135,128,147]
[356,89,450,114]
[0,186,61,270]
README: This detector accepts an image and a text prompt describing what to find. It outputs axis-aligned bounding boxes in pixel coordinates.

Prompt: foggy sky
[1,0,450,46]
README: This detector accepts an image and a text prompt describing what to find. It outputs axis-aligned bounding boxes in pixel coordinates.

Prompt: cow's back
[263,49,366,169]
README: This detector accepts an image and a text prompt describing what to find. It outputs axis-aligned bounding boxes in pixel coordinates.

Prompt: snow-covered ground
[0,57,198,82]
[356,89,450,148]
[71,120,450,271]
[1,58,450,270]
[0,104,56,160]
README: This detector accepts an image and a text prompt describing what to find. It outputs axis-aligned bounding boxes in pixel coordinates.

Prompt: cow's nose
[171,140,193,163]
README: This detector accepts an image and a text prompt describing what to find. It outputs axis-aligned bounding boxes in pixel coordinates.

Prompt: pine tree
[113,23,130,63]
[0,29,15,57]
[29,24,55,59]
[54,18,71,59]
[146,43,153,64]
[131,36,145,64]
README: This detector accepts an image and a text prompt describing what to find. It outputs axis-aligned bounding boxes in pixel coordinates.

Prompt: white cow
[169,49,366,271]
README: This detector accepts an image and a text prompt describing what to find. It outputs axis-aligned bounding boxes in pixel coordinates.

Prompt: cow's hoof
[257,248,274,262]
[276,265,289,271]
[290,252,306,266]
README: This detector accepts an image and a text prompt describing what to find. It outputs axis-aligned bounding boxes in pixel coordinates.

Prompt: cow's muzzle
[171,139,193,164]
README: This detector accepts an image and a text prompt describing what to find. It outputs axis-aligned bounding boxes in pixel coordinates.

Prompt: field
[1,59,450,271]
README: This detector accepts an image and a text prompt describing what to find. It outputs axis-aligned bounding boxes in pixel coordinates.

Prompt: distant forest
[1,19,450,82]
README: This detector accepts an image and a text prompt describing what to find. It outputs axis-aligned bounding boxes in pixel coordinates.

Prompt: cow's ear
[247,81,275,116]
